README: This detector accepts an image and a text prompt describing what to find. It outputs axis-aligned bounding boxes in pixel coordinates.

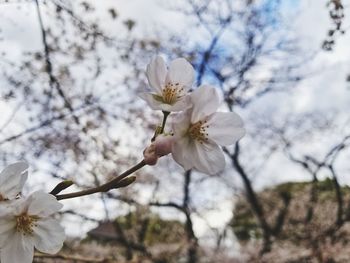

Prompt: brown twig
[56,160,145,200]
[34,252,110,262]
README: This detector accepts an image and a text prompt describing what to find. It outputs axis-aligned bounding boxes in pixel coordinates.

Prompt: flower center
[16,213,39,235]
[188,120,209,144]
[162,82,184,104]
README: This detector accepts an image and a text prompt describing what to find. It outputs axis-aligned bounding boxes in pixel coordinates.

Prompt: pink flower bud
[143,144,158,165]
[154,135,174,156]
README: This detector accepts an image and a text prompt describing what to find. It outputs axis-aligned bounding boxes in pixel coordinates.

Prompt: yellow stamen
[162,82,184,104]
[188,120,209,144]
[16,213,39,235]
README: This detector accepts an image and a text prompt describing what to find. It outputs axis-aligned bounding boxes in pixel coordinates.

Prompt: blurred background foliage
[0,0,350,262]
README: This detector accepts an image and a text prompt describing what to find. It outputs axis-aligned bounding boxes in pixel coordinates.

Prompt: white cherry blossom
[0,162,28,202]
[140,56,195,112]
[171,85,245,174]
[0,191,65,263]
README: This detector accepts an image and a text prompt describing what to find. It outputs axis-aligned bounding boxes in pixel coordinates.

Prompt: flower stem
[151,111,170,142]
[160,111,170,134]
[55,160,146,200]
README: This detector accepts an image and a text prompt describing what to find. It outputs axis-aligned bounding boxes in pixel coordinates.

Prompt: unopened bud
[154,134,173,156]
[50,180,74,196]
[143,144,158,165]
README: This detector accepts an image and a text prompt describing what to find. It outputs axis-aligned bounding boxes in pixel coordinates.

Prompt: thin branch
[34,252,110,263]
[56,160,145,200]
[183,170,198,263]
[34,0,81,126]
[225,144,272,253]
[328,164,344,226]
[0,104,93,145]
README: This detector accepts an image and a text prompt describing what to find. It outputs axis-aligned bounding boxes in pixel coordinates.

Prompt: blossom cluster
[141,56,245,174]
[0,55,245,263]
[0,162,65,263]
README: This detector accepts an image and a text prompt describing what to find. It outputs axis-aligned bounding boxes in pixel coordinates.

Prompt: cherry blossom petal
[33,218,65,254]
[139,93,191,112]
[0,215,16,247]
[192,141,226,174]
[207,112,245,146]
[11,199,28,216]
[172,137,194,171]
[153,96,191,112]
[0,162,28,200]
[172,112,191,138]
[167,96,192,111]
[166,58,194,90]
[27,191,63,217]
[139,92,164,110]
[1,232,34,263]
[146,56,167,94]
[190,85,220,123]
